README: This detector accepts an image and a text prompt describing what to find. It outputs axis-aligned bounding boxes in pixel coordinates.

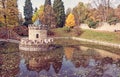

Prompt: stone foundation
[19,37,54,51]
[19,45,49,51]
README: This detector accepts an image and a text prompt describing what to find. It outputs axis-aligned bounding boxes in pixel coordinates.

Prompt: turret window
[36,34,39,38]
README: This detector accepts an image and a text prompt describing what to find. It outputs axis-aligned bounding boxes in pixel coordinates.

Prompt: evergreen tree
[53,0,65,27]
[24,0,33,26]
[44,0,51,6]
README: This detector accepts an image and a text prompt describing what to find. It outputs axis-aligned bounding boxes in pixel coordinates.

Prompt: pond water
[0,45,120,77]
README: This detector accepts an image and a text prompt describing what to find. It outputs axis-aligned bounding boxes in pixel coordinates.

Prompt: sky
[17,0,92,17]
[18,0,120,17]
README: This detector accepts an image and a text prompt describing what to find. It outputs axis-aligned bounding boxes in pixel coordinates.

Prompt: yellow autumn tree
[32,5,44,22]
[65,13,76,27]
[64,47,74,60]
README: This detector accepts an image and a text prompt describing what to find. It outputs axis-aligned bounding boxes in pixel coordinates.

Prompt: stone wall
[79,24,90,30]
[19,37,54,51]
[29,29,47,41]
[79,22,120,32]
[96,22,120,32]
[20,37,53,45]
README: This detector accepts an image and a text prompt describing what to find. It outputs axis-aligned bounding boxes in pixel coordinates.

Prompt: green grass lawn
[51,28,120,54]
[80,29,120,44]
[51,28,120,44]
[51,28,75,37]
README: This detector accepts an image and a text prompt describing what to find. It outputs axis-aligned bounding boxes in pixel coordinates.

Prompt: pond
[0,45,120,77]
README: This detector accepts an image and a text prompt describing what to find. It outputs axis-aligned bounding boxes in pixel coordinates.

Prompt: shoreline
[53,37,120,55]
[53,37,120,49]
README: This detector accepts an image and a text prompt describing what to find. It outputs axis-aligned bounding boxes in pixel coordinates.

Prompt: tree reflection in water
[1,45,120,77]
[0,53,20,77]
[19,47,64,77]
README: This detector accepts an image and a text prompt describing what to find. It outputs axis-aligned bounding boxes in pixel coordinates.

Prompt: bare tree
[92,0,114,22]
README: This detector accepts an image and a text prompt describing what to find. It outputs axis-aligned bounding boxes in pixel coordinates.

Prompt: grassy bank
[80,29,120,44]
[51,28,120,44]
[54,39,120,55]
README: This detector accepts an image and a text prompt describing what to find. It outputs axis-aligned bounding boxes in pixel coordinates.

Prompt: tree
[53,0,65,27]
[38,5,45,23]
[6,0,19,25]
[18,12,23,25]
[44,5,56,28]
[44,0,51,6]
[115,4,120,20]
[0,0,19,26]
[65,13,76,27]
[118,4,120,8]
[72,2,88,26]
[24,0,33,26]
[92,0,113,22]
[34,7,38,13]
[32,4,56,28]
[32,5,44,22]
[66,8,72,17]
[43,0,56,28]
[0,0,5,26]
[0,1,5,26]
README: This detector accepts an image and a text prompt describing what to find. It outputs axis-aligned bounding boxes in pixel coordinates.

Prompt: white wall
[79,22,120,32]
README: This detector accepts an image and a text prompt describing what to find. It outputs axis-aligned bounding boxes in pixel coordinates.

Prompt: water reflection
[19,48,64,77]
[18,46,120,77]
[0,53,20,77]
[0,45,120,77]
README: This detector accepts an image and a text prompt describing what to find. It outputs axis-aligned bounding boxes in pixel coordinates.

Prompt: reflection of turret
[20,47,64,73]
[28,58,51,72]
[29,58,39,68]
[0,53,20,77]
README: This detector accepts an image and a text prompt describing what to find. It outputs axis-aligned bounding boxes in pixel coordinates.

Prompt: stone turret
[28,24,47,41]
[19,19,54,51]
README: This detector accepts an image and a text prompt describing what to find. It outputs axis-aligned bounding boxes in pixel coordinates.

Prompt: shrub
[47,30,55,36]
[108,17,120,25]
[65,13,76,27]
[63,26,71,32]
[0,23,4,27]
[85,18,98,29]
[73,26,83,36]
[89,21,98,28]
[13,26,28,36]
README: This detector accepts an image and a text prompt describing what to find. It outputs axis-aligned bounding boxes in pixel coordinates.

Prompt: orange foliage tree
[65,13,76,27]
